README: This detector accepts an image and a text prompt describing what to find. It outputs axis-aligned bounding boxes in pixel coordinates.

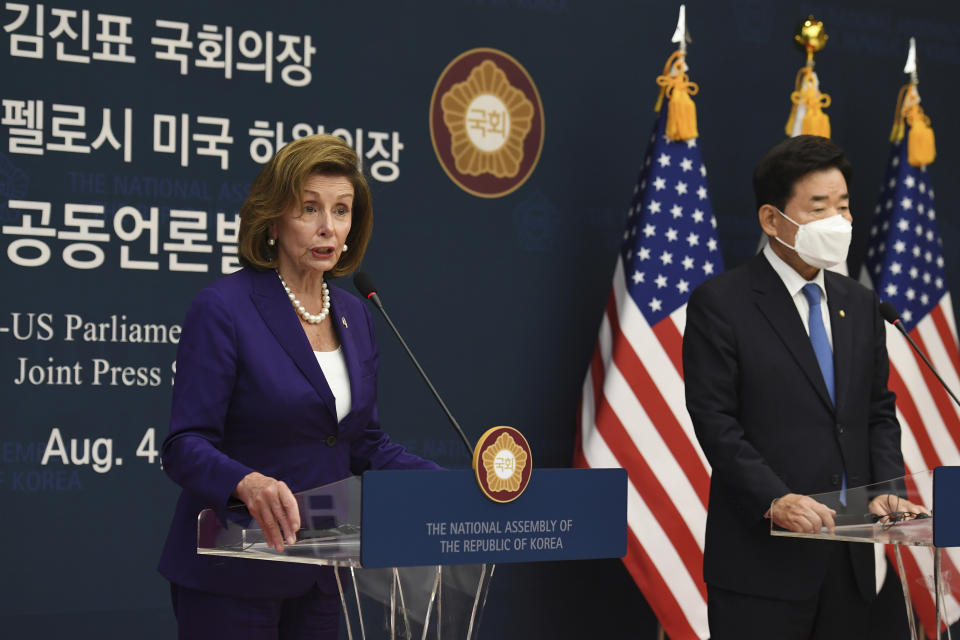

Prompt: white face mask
[773,208,852,270]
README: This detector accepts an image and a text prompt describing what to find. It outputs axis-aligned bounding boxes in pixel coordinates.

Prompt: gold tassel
[655,50,699,141]
[667,88,698,140]
[784,69,804,136]
[907,111,936,166]
[801,99,831,137]
[787,67,831,138]
[893,84,936,166]
[889,85,909,143]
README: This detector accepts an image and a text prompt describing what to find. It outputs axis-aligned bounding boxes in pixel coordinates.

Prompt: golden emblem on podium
[473,426,532,503]
[430,48,544,198]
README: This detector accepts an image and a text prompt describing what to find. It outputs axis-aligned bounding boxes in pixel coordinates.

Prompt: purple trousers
[170,582,340,640]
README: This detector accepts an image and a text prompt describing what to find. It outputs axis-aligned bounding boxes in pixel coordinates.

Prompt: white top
[763,242,834,349]
[314,347,351,422]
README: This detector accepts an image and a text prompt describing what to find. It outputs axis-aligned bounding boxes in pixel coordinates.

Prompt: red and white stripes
[886,293,960,634]
[575,258,710,640]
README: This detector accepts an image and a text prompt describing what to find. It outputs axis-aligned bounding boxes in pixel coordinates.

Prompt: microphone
[880,301,960,410]
[353,271,383,311]
[878,301,902,327]
[353,271,473,457]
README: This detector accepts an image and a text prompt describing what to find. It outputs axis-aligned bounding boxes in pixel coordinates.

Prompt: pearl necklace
[277,271,330,324]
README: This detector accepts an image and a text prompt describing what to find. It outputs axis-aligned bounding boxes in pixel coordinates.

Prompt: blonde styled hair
[237,134,372,277]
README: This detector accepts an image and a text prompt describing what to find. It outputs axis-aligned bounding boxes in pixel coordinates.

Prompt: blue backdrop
[3,0,959,637]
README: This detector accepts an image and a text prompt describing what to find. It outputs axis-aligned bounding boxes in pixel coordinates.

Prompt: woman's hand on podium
[769,493,837,534]
[234,472,301,552]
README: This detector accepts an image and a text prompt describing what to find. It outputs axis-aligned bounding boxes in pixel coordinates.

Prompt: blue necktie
[802,283,845,504]
[802,283,834,404]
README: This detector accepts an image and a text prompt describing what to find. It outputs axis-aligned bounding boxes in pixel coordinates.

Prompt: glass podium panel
[769,469,960,640]
[770,471,933,546]
[197,475,363,567]
[195,476,494,639]
[341,564,494,640]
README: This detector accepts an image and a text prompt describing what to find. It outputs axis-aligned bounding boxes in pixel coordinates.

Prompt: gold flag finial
[795,15,828,65]
[785,16,831,137]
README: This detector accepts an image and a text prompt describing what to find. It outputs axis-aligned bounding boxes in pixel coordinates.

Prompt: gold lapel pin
[341,316,348,328]
[839,310,846,318]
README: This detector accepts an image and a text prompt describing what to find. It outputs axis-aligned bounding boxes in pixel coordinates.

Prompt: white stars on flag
[620,117,723,326]
[865,139,948,332]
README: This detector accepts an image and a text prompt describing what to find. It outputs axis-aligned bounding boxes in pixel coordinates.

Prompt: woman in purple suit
[158,134,440,639]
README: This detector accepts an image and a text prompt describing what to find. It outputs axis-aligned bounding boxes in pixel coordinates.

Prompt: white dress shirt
[314,346,352,422]
[763,242,833,349]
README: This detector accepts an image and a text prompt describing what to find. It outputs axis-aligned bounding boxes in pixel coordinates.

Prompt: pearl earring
[267,237,276,246]
[342,243,349,253]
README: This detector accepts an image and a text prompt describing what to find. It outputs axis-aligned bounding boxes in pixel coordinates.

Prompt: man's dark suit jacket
[682,252,904,602]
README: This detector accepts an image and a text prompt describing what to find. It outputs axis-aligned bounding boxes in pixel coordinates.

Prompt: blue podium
[198,468,627,639]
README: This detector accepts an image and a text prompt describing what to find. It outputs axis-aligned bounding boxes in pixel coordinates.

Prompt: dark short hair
[237,134,372,277]
[753,135,853,212]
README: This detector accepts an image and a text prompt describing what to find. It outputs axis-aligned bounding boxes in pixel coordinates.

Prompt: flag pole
[657,8,694,640]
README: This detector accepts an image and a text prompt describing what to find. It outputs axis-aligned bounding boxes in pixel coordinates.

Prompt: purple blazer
[158,267,439,598]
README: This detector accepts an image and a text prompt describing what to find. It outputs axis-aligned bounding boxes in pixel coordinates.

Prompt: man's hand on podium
[768,493,837,534]
[234,471,301,552]
[868,494,932,521]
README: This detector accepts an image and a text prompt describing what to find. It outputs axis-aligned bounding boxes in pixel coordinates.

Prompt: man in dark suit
[682,135,918,639]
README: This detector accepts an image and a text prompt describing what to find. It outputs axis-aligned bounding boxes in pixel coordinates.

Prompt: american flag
[573,98,721,640]
[865,130,960,635]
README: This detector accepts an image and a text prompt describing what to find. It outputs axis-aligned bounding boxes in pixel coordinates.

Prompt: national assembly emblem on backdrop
[430,48,544,198]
